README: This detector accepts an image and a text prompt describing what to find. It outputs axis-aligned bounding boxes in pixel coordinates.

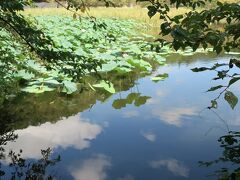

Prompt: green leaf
[207,85,223,92]
[147,5,157,18]
[112,99,127,109]
[75,47,87,56]
[44,79,61,85]
[127,59,152,71]
[21,85,55,94]
[93,80,115,94]
[98,54,116,61]
[98,61,118,72]
[62,80,78,94]
[126,93,141,104]
[15,70,35,80]
[115,66,132,73]
[151,73,168,82]
[154,55,166,64]
[134,96,151,107]
[228,77,240,87]
[191,67,209,72]
[210,100,218,109]
[224,91,238,109]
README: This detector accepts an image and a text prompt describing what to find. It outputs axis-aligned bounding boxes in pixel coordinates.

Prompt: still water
[0,53,240,179]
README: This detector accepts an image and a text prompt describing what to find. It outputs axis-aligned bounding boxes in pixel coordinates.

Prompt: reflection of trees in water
[112,92,151,109]
[198,109,240,180]
[200,131,240,179]
[0,71,142,131]
[0,131,60,179]
[0,72,152,179]
[166,52,219,66]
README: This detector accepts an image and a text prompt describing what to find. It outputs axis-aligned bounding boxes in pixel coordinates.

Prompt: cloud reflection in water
[152,107,197,127]
[69,154,111,180]
[141,131,156,142]
[122,110,139,118]
[5,114,102,159]
[150,158,190,177]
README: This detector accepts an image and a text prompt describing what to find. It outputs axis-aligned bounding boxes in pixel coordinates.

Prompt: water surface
[0,53,240,179]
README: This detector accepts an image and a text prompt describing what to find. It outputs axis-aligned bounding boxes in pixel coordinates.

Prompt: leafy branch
[191,59,240,109]
[138,0,240,53]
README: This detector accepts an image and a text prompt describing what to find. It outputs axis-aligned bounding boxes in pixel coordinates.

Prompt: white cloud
[122,111,139,118]
[141,131,156,142]
[152,107,197,127]
[156,90,167,97]
[5,114,102,159]
[70,154,111,180]
[146,90,166,105]
[150,159,189,177]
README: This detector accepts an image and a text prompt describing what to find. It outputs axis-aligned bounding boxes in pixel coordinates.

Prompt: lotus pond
[1,16,240,180]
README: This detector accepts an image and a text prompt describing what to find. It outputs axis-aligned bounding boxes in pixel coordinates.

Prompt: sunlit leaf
[62,80,78,94]
[154,55,166,64]
[21,85,55,94]
[14,70,35,80]
[44,79,61,85]
[93,80,115,94]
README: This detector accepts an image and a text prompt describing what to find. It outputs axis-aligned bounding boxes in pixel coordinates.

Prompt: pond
[0,53,240,179]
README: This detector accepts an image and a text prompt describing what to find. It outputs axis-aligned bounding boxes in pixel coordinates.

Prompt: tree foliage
[139,0,239,52]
